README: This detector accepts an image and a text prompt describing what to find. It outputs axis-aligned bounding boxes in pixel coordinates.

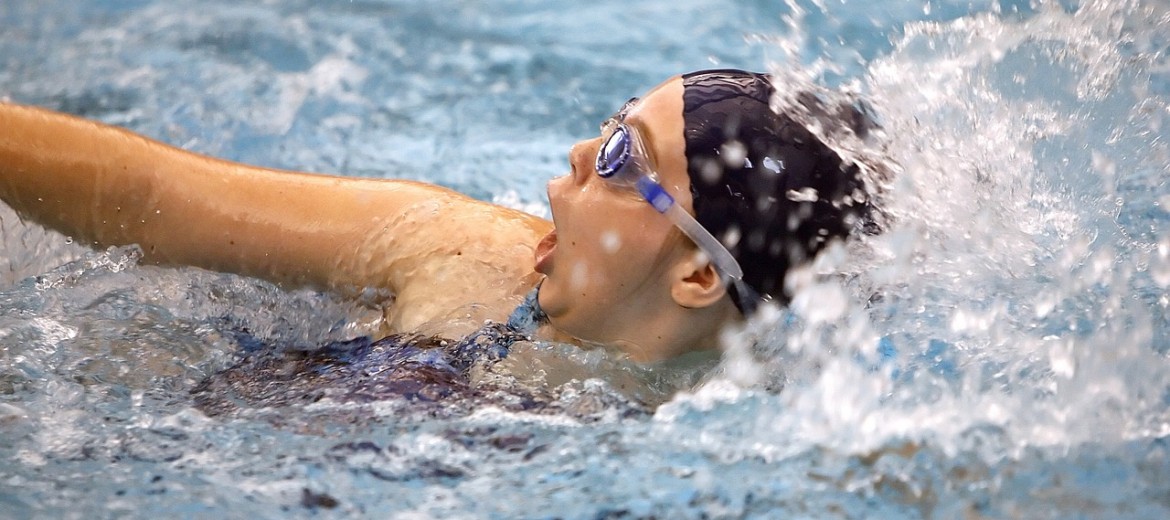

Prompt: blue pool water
[2,0,1170,517]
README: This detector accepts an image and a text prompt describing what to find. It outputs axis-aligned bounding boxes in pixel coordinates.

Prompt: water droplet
[762,156,783,174]
[689,249,710,267]
[756,195,776,212]
[570,261,589,290]
[747,230,766,251]
[600,230,621,254]
[792,282,848,324]
[721,226,741,248]
[1152,237,1170,287]
[1091,150,1116,178]
[721,140,747,167]
[1049,339,1076,379]
[700,159,722,185]
[786,187,819,202]
[1034,292,1057,318]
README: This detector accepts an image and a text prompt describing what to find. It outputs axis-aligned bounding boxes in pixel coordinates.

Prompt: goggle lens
[596,124,631,179]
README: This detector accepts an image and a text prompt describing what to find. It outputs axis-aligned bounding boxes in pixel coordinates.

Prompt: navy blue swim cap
[681,69,876,313]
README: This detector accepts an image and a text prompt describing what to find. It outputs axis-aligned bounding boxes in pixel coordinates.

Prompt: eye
[596,125,630,178]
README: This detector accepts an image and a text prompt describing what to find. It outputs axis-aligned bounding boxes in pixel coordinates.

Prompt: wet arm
[0,103,548,298]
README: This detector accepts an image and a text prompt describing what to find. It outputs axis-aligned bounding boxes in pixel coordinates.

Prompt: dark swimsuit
[191,290,550,418]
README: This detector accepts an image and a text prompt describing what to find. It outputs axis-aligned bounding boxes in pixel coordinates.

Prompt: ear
[669,250,729,309]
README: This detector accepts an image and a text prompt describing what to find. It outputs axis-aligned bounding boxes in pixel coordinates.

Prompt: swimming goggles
[595,119,745,283]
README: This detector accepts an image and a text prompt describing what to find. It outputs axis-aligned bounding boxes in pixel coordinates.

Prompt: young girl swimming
[0,69,876,364]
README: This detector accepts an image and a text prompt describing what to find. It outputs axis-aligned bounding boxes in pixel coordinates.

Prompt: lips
[533,229,557,274]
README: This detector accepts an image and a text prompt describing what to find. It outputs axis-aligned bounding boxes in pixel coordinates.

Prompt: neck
[593,300,739,363]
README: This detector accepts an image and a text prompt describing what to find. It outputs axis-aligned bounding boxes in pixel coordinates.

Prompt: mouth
[533,229,557,274]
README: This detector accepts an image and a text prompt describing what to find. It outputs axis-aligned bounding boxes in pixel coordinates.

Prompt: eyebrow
[602,97,641,126]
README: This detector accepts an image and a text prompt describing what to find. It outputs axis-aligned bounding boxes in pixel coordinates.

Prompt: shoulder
[355,187,551,331]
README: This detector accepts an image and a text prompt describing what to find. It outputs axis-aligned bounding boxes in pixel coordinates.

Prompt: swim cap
[681,69,874,313]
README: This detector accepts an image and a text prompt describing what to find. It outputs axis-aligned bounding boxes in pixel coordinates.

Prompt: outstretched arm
[0,103,551,327]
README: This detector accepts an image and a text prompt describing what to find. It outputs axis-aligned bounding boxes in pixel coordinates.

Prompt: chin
[536,281,567,321]
[535,292,587,341]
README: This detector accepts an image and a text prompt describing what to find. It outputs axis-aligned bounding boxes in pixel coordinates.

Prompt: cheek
[552,180,674,284]
[582,222,666,289]
[554,229,630,299]
[600,216,663,256]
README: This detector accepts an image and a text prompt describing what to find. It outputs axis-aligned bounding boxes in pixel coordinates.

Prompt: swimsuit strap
[505,288,547,336]
[441,288,546,369]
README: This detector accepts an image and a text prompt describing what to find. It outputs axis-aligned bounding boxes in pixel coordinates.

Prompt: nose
[548,138,597,202]
[549,139,594,189]
[567,138,600,185]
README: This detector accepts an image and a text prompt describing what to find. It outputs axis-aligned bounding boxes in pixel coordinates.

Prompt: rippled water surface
[2,0,1170,518]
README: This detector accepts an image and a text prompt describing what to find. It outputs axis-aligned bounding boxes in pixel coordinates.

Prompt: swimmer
[0,70,876,363]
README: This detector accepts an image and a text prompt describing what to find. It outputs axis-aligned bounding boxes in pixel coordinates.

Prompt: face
[534,76,696,345]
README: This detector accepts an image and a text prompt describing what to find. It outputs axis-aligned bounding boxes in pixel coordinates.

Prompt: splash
[713,0,1170,470]
[2,0,1169,517]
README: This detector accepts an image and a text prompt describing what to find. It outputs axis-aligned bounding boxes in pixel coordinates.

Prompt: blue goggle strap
[634,176,745,281]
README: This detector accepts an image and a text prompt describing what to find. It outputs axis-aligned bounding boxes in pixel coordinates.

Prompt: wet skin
[0,76,736,362]
[535,77,736,359]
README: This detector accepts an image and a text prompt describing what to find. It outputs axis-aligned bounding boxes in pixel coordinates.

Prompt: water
[2,0,1169,517]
